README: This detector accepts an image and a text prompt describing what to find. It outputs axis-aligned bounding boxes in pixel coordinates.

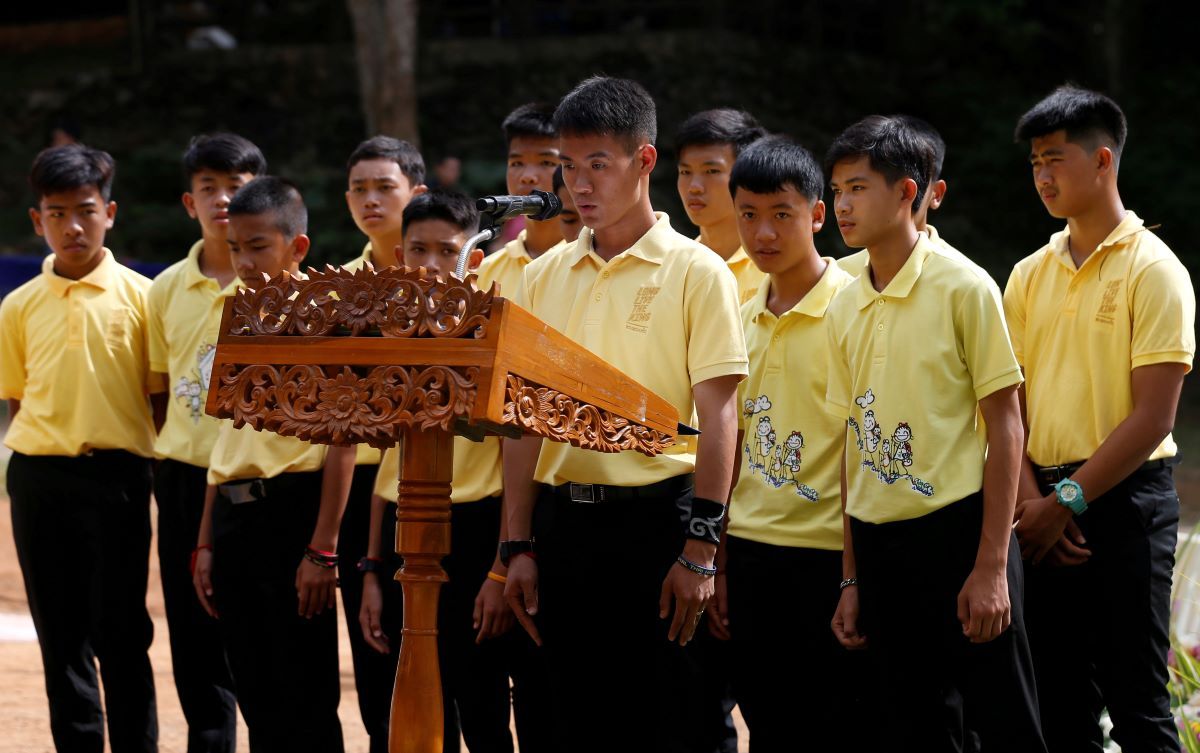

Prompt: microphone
[476,189,562,222]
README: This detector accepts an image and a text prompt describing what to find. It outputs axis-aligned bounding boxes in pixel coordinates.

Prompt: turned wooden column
[391,427,454,753]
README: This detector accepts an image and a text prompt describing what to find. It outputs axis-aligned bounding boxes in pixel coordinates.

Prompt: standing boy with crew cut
[147,133,265,753]
[361,189,548,753]
[1,144,166,753]
[676,108,768,303]
[190,176,356,753]
[824,116,1046,752]
[1008,85,1196,753]
[339,134,427,753]
[502,76,748,753]
[713,135,863,752]
[475,103,564,291]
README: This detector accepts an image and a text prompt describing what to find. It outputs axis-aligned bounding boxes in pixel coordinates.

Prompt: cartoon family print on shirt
[173,342,216,423]
[846,388,934,497]
[743,395,819,502]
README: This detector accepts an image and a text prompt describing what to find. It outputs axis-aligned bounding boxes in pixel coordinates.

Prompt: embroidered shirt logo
[625,286,660,333]
[741,394,819,501]
[846,388,934,497]
[1095,279,1121,324]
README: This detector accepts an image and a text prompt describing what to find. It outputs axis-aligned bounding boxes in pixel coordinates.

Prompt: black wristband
[676,555,718,577]
[687,497,725,546]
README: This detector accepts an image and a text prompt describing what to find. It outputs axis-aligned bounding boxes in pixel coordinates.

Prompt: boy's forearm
[311,446,356,552]
[199,484,217,547]
[502,436,543,540]
[979,391,1023,570]
[840,437,856,579]
[366,493,387,561]
[693,376,740,502]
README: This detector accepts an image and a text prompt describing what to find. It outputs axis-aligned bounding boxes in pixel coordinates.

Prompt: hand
[295,558,338,618]
[192,548,218,619]
[359,572,390,654]
[660,542,716,646]
[1042,519,1091,567]
[831,585,866,649]
[1014,495,1073,564]
[473,576,515,643]
[503,555,542,646]
[707,573,731,640]
[957,563,1011,643]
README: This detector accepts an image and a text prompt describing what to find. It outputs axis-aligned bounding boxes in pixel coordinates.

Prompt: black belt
[217,470,321,505]
[547,473,693,504]
[1034,456,1178,487]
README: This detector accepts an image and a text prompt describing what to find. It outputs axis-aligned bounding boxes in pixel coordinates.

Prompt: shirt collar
[42,248,116,297]
[750,258,850,323]
[504,229,532,264]
[1048,211,1146,271]
[184,239,241,294]
[925,224,940,244]
[854,234,936,310]
[568,212,673,268]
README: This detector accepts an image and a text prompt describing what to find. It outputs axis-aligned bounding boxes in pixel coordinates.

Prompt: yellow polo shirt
[825,235,1023,524]
[697,237,765,304]
[342,242,376,273]
[207,421,328,485]
[147,240,240,468]
[517,212,748,487]
[730,261,852,550]
[373,437,503,504]
[0,250,163,457]
[835,225,984,279]
[477,229,535,298]
[1004,212,1196,467]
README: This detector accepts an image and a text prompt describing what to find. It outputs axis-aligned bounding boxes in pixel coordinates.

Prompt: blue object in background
[0,255,169,296]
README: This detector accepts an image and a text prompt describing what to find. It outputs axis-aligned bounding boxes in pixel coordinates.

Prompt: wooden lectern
[204,264,680,752]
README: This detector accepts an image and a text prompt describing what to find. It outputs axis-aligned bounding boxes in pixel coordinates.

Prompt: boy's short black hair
[227,176,307,238]
[347,135,426,187]
[729,135,824,204]
[675,109,767,158]
[29,144,116,202]
[895,115,946,181]
[553,76,657,151]
[502,103,557,147]
[824,115,937,214]
[552,165,565,194]
[1014,84,1127,161]
[182,133,267,181]
[401,188,480,238]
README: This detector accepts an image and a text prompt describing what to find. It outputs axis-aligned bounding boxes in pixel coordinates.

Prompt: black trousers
[211,471,342,753]
[852,493,1046,753]
[1025,465,1179,753]
[8,450,158,753]
[154,458,237,753]
[687,621,739,753]
[724,535,869,753]
[533,477,705,753]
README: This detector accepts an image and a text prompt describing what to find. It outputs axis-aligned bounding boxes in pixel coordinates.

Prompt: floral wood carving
[501,375,674,456]
[211,362,479,448]
[228,265,495,339]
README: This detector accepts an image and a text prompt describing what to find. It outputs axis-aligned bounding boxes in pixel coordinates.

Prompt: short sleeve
[146,278,169,374]
[684,264,748,385]
[0,295,25,400]
[1130,258,1196,372]
[823,312,852,417]
[1002,265,1028,368]
[958,278,1024,400]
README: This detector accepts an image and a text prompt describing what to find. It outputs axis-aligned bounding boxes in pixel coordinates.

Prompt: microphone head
[530,189,562,221]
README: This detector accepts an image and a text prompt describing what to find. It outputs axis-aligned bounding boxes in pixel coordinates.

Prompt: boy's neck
[766,250,827,317]
[592,199,657,262]
[523,218,563,260]
[865,221,921,293]
[698,216,742,260]
[198,235,237,286]
[368,229,405,269]
[1065,191,1127,268]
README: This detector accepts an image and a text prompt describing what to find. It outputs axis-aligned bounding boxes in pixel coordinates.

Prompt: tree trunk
[346,0,420,146]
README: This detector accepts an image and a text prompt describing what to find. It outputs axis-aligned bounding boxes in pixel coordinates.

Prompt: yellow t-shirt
[373,437,503,504]
[207,421,327,485]
[730,260,853,550]
[517,212,749,487]
[825,235,1023,524]
[147,240,240,467]
[0,250,163,457]
[1004,211,1196,467]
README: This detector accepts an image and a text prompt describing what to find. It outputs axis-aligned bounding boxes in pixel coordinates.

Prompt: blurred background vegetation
[0,0,1197,476]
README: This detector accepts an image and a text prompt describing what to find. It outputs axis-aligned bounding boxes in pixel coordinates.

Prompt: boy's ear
[29,207,44,237]
[291,233,311,263]
[929,180,947,210]
[899,177,918,208]
[105,201,117,230]
[1096,146,1116,175]
[182,192,199,219]
[637,144,658,176]
[467,246,485,271]
[411,183,429,197]
[811,199,826,234]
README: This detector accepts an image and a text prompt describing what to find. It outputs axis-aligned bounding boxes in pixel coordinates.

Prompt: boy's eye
[591,163,605,170]
[678,169,690,176]
[562,163,575,172]
[740,212,755,220]
[706,168,722,175]
[509,161,523,168]
[775,212,791,220]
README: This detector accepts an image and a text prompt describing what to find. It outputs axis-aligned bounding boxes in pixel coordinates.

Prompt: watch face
[1059,484,1079,503]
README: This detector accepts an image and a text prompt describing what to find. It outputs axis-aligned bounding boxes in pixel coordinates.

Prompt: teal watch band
[1053,478,1087,515]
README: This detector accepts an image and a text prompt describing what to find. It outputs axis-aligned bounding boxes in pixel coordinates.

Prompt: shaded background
[1,0,1197,457]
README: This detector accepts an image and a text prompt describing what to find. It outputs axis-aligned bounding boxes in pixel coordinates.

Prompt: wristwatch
[357,556,384,574]
[499,539,535,567]
[1053,478,1087,515]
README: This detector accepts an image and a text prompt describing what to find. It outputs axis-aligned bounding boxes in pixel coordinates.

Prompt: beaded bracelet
[304,546,338,569]
[839,577,858,590]
[486,571,508,585]
[676,555,718,578]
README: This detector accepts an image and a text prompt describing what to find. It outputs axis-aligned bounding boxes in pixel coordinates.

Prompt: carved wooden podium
[204,265,680,752]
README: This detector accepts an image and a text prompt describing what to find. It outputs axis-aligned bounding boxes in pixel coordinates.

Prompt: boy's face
[1028,129,1108,220]
[30,185,115,278]
[558,133,655,232]
[506,136,559,196]
[735,186,824,275]
[184,169,255,241]
[677,143,736,228]
[227,212,309,282]
[555,184,581,242]
[829,155,915,249]
[346,159,424,239]
[402,219,482,281]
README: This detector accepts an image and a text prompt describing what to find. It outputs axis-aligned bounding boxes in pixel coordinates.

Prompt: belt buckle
[224,479,266,505]
[569,482,599,504]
